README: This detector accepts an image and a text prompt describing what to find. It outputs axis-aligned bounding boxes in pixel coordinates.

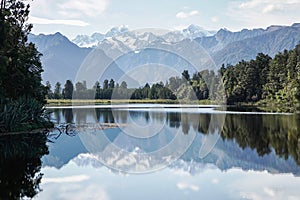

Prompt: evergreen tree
[182,70,190,82]
[120,81,127,89]
[53,82,62,99]
[0,0,46,102]
[109,79,115,89]
[93,81,101,99]
[45,81,53,99]
[75,81,87,92]
[62,80,74,99]
[103,79,108,90]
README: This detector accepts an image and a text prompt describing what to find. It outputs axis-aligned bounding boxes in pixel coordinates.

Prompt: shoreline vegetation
[46,99,299,113]
[46,45,300,113]
[0,0,53,134]
[46,99,214,106]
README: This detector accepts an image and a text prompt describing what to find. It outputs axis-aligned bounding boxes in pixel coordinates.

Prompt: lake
[1,104,300,200]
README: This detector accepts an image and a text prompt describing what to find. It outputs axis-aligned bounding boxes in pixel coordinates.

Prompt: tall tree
[0,0,45,103]
[103,79,109,90]
[45,81,53,99]
[75,81,87,92]
[109,79,115,89]
[62,80,74,99]
[120,81,127,89]
[53,82,62,99]
[93,81,101,99]
[182,70,190,82]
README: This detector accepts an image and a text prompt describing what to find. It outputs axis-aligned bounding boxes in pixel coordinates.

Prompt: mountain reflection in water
[45,107,300,175]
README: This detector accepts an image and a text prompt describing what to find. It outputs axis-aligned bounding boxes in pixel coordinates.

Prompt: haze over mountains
[28,23,300,85]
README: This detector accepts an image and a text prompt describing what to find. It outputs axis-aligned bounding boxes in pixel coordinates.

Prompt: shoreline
[45,99,299,114]
[46,99,215,106]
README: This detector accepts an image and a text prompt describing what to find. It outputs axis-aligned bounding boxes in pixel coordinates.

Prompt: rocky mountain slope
[28,23,300,85]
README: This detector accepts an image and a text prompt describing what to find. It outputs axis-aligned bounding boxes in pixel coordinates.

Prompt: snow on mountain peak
[72,25,216,48]
[105,25,129,38]
[182,24,216,39]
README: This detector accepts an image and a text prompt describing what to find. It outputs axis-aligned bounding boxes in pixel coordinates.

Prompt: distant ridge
[71,25,216,48]
[28,23,300,85]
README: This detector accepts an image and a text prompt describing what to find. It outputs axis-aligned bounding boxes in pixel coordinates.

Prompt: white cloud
[176,182,200,191]
[240,187,285,200]
[58,185,110,200]
[263,187,276,197]
[239,0,261,9]
[227,0,300,29]
[59,0,110,18]
[42,175,90,184]
[212,178,219,184]
[176,10,199,19]
[189,10,199,16]
[236,0,300,13]
[29,0,110,20]
[262,4,281,13]
[173,25,187,31]
[29,16,89,26]
[211,16,219,23]
[176,12,188,19]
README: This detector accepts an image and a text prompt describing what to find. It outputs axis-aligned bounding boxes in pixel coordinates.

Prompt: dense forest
[0,0,51,133]
[45,69,213,101]
[49,44,300,111]
[221,45,300,109]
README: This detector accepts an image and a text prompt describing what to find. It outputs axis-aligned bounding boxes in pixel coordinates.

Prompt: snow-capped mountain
[182,24,216,39]
[72,25,130,48]
[72,33,105,48]
[72,25,215,48]
[28,23,300,85]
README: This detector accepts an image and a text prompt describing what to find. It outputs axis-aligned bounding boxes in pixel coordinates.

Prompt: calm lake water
[1,104,300,200]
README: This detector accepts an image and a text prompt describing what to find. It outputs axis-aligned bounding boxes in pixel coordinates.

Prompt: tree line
[220,44,300,109]
[46,43,300,111]
[45,69,216,101]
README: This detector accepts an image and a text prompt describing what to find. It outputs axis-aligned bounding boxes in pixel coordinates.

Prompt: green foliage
[45,81,53,99]
[0,0,51,133]
[62,80,74,99]
[0,97,52,133]
[221,114,300,165]
[50,69,223,102]
[53,82,62,99]
[46,44,300,112]
[221,45,300,111]
[109,79,115,89]
[0,0,46,103]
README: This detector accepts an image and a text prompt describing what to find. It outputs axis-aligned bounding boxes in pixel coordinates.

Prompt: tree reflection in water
[51,108,300,166]
[0,132,49,199]
[220,114,300,165]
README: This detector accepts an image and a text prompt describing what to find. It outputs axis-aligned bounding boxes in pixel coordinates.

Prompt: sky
[28,0,300,39]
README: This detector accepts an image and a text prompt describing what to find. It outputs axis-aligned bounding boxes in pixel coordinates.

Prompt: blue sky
[28,0,300,39]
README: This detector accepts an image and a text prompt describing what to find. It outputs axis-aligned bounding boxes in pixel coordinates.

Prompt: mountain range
[72,24,216,48]
[28,23,300,85]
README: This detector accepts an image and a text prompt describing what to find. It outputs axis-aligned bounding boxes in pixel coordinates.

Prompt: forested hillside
[221,44,300,110]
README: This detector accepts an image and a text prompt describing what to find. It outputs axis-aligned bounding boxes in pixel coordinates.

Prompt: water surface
[1,105,299,199]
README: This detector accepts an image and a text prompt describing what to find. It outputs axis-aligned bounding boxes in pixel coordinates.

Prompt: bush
[0,97,52,133]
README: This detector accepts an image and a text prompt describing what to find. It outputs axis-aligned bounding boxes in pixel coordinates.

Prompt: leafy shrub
[0,97,52,133]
